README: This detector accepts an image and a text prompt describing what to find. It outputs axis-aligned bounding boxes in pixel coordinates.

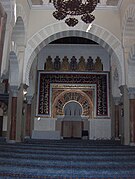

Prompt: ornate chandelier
[53,0,98,27]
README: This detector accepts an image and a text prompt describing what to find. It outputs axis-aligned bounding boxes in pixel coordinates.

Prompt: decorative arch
[16,4,27,32]
[12,16,25,45]
[64,101,83,118]
[10,3,27,57]
[52,89,93,118]
[1,2,27,84]
[10,9,26,86]
[23,22,124,86]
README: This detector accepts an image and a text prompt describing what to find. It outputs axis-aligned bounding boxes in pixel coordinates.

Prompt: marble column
[114,97,120,139]
[119,85,130,145]
[129,88,135,145]
[16,84,28,142]
[9,87,18,141]
[25,96,32,137]
[17,46,26,84]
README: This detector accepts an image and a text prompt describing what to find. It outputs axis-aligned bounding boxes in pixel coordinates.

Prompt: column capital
[128,88,135,99]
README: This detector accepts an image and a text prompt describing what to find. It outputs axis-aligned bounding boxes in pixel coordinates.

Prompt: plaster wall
[27,7,121,40]
[32,117,111,140]
[34,117,56,131]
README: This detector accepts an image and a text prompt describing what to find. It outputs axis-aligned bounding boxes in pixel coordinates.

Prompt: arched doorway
[62,101,83,139]
[64,101,82,120]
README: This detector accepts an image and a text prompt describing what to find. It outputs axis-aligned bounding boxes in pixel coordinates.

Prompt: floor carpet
[0,139,134,179]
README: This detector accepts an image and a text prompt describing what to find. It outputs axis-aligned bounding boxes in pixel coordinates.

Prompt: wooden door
[62,121,82,138]
[63,121,72,138]
[72,121,82,138]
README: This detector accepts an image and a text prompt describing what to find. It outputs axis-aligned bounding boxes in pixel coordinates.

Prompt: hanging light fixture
[53,0,98,27]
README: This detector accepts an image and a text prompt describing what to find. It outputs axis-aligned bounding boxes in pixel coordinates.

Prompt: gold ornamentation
[94,56,103,71]
[78,56,86,71]
[61,56,69,71]
[44,56,53,71]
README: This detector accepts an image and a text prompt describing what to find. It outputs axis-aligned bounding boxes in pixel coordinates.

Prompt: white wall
[89,119,111,139]
[33,117,111,140]
[32,117,61,139]
[34,117,56,131]
[27,6,121,40]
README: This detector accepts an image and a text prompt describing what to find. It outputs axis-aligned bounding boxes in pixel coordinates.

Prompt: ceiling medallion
[53,0,98,27]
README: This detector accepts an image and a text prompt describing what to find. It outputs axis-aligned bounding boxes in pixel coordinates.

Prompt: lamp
[53,0,98,27]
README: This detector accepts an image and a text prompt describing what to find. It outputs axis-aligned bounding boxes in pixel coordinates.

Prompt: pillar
[114,97,120,139]
[16,84,28,142]
[25,96,32,137]
[16,46,26,84]
[128,88,135,145]
[8,87,18,141]
[119,85,130,145]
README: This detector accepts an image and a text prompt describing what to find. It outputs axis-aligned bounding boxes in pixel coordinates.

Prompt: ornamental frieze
[37,72,109,117]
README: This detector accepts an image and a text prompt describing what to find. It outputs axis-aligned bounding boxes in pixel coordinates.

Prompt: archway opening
[64,101,83,120]
[27,25,124,141]
[62,101,83,139]
[30,34,113,140]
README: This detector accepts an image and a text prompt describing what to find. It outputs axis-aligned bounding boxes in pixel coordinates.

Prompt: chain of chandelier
[53,0,98,27]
